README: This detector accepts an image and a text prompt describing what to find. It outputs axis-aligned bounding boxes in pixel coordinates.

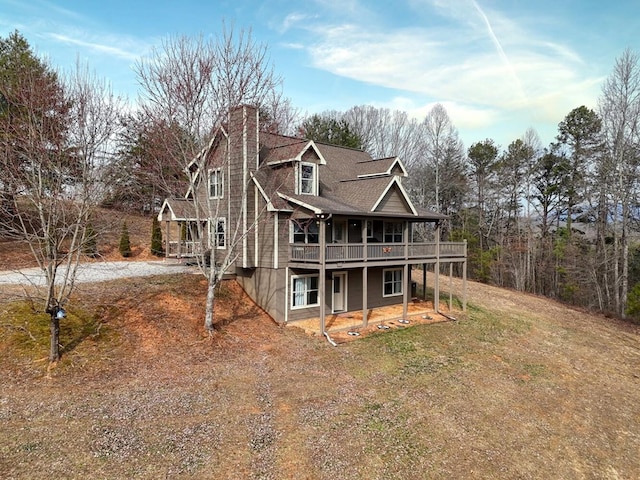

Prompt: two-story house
[159,105,467,335]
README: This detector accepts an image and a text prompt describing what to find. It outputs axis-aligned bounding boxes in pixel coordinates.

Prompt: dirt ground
[1,223,640,479]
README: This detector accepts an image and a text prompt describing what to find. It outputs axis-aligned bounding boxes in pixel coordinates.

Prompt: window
[383,268,403,297]
[384,222,403,243]
[292,275,319,308]
[209,168,223,198]
[209,217,226,249]
[291,219,319,244]
[299,162,316,195]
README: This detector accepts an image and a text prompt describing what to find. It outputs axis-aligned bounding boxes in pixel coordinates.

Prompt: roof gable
[158,198,196,221]
[185,126,228,198]
[371,177,417,215]
[265,140,326,166]
[356,157,408,179]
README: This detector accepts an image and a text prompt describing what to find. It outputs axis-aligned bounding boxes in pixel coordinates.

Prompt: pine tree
[151,216,164,256]
[119,222,131,258]
[82,222,98,257]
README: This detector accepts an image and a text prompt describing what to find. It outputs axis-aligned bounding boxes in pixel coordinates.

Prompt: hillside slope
[1,271,639,479]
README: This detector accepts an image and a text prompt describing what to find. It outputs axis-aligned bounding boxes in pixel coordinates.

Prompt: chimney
[227,105,259,269]
[228,105,259,175]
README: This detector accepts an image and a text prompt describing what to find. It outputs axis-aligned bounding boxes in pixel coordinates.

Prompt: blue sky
[1,0,638,150]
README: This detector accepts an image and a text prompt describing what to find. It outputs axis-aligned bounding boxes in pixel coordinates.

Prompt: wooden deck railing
[289,242,466,263]
[167,241,203,257]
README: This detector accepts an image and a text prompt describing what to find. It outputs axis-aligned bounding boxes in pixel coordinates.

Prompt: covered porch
[158,198,206,259]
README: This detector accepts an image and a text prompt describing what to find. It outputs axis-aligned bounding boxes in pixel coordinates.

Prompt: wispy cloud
[278,13,314,33]
[46,32,148,61]
[297,0,600,138]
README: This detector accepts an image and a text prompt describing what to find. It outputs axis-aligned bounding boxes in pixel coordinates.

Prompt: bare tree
[413,104,466,214]
[137,28,286,331]
[343,105,422,165]
[0,35,121,362]
[598,48,640,316]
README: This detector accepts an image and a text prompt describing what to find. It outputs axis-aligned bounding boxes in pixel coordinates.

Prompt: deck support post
[319,219,326,334]
[422,262,427,301]
[165,220,170,259]
[362,266,368,327]
[402,263,409,319]
[449,262,453,311]
[434,221,440,312]
[463,240,468,311]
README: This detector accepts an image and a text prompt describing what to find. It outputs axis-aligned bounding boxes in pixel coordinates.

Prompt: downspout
[323,331,338,347]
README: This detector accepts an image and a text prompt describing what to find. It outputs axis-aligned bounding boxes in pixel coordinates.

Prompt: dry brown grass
[1,268,639,479]
[2,212,640,479]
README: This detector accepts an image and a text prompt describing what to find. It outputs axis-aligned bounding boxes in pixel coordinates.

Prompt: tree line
[298,50,640,321]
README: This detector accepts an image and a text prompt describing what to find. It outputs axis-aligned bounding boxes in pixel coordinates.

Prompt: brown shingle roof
[159,198,196,221]
[251,132,445,221]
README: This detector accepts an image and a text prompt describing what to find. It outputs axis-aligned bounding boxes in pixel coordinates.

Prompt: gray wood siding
[245,183,256,267]
[255,206,275,268]
[285,265,408,323]
[326,267,407,311]
[277,214,290,268]
[376,185,411,214]
[364,266,406,308]
[236,266,286,323]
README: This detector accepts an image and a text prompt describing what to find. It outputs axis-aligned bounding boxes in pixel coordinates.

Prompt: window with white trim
[209,168,223,198]
[291,275,319,308]
[383,268,403,297]
[209,217,226,249]
[299,162,316,195]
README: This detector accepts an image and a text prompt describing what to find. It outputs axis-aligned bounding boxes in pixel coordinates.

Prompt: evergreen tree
[82,222,98,257]
[151,216,164,256]
[119,222,131,258]
[299,113,363,148]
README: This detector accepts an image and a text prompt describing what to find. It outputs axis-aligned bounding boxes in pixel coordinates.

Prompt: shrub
[119,222,131,258]
[151,216,164,257]
[82,222,98,257]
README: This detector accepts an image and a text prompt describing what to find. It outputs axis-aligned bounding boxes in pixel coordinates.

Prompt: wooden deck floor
[288,300,457,344]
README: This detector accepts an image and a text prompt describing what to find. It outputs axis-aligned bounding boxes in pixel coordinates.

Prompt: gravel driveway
[0,260,195,285]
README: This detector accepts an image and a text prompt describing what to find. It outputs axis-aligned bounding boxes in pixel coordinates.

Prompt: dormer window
[299,162,316,195]
[209,168,223,198]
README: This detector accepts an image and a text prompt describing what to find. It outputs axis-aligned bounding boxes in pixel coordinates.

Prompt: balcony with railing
[167,240,204,257]
[289,241,466,264]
